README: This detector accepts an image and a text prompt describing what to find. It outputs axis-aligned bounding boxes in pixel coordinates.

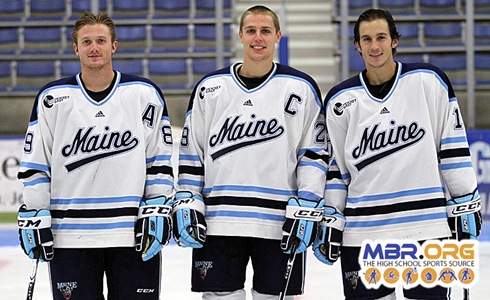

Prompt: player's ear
[73,44,79,56]
[355,42,362,54]
[391,38,398,49]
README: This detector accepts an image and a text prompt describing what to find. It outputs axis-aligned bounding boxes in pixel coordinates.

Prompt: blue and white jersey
[18,71,174,248]
[178,62,327,240]
[324,62,478,246]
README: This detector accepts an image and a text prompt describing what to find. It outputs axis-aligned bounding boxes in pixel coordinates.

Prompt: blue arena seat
[0,61,12,90]
[113,60,144,76]
[0,28,19,55]
[420,0,458,14]
[29,0,66,20]
[379,0,416,15]
[0,0,24,20]
[112,0,149,19]
[60,61,81,77]
[195,0,232,17]
[154,0,190,18]
[395,54,425,64]
[428,54,467,86]
[148,59,188,89]
[22,27,63,55]
[194,24,232,52]
[396,23,420,47]
[192,58,230,83]
[423,22,463,47]
[462,0,490,13]
[475,54,490,85]
[349,48,365,74]
[475,23,490,46]
[14,61,56,91]
[336,0,373,16]
[71,0,108,17]
[151,25,189,53]
[116,25,147,53]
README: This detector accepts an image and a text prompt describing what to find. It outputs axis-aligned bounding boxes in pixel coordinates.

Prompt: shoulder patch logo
[243,99,253,106]
[43,94,70,108]
[95,111,105,118]
[380,107,390,114]
[333,98,357,116]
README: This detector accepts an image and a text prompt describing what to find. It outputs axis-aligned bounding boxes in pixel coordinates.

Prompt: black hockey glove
[447,189,482,240]
[135,196,173,261]
[281,197,324,254]
[18,204,54,262]
[313,206,345,265]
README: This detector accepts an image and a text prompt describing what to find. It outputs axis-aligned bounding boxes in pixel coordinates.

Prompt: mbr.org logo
[359,240,479,289]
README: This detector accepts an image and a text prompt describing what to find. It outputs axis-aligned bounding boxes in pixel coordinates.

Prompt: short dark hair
[72,11,116,45]
[353,8,400,54]
[239,5,280,33]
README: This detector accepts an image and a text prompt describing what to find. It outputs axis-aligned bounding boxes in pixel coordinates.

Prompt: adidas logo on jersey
[95,111,105,118]
[243,99,253,106]
[380,107,390,114]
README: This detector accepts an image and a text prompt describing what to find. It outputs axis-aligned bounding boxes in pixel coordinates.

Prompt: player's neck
[80,66,115,92]
[240,60,274,78]
[366,60,397,86]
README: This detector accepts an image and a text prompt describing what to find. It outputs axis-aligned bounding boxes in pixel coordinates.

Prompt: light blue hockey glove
[18,204,54,262]
[447,189,482,240]
[313,206,345,265]
[135,196,173,261]
[172,191,207,248]
[281,197,325,254]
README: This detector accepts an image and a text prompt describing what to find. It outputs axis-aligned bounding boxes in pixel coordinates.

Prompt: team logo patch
[199,85,222,100]
[333,98,357,116]
[57,281,77,299]
[43,94,70,108]
[195,260,213,280]
[344,271,360,289]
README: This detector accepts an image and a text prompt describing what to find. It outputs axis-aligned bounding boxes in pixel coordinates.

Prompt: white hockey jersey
[18,72,174,248]
[324,62,478,246]
[177,62,328,240]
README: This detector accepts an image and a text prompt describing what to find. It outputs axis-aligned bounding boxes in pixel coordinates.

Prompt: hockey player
[313,8,482,300]
[173,5,328,300]
[17,11,174,299]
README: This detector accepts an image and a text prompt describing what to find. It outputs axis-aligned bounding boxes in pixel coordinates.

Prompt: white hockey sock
[202,289,246,300]
[251,289,294,300]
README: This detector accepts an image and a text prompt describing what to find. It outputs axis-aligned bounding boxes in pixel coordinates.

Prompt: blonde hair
[72,11,116,45]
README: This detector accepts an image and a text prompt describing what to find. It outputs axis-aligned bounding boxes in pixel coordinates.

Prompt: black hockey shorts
[191,236,305,296]
[49,247,161,300]
[340,246,450,300]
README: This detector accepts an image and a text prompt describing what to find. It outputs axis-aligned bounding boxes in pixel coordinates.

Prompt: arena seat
[116,25,147,53]
[475,54,490,85]
[428,53,467,86]
[474,23,490,46]
[379,0,416,15]
[423,22,463,47]
[112,0,149,19]
[151,25,189,53]
[148,59,188,89]
[60,61,81,77]
[194,24,232,52]
[113,60,144,76]
[29,0,66,20]
[396,23,420,47]
[192,58,231,83]
[420,0,459,15]
[196,0,232,17]
[395,54,425,64]
[0,61,12,90]
[14,61,56,91]
[154,0,190,18]
[0,0,24,20]
[0,28,19,55]
[349,48,365,75]
[71,0,108,18]
[22,27,63,55]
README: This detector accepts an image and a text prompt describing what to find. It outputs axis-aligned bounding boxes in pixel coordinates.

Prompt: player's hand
[18,204,54,262]
[281,197,324,254]
[135,196,173,261]
[172,191,207,248]
[447,189,482,240]
[313,206,345,265]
